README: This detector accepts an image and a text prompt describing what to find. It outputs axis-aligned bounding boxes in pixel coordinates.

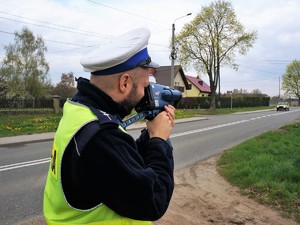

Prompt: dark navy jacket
[61,78,174,221]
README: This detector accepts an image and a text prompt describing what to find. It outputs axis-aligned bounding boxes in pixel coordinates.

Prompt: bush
[176,96,270,109]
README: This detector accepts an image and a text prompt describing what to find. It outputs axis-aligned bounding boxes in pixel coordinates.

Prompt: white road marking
[0,158,50,172]
[2,110,298,172]
[170,110,296,138]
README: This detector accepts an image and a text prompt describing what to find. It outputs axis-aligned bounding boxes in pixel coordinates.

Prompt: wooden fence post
[52,95,60,114]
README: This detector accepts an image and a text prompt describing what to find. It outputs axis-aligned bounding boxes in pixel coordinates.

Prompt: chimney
[198,76,203,86]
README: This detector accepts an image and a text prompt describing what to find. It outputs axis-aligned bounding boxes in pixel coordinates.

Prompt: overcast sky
[1,0,299,97]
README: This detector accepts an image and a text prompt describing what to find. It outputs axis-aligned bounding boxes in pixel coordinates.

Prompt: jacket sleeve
[136,128,151,159]
[78,126,174,221]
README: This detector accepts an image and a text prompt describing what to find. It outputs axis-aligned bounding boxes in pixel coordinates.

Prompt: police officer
[44,28,175,225]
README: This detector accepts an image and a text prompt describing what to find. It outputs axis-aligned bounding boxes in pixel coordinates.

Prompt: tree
[0,27,50,99]
[176,0,257,109]
[282,59,300,105]
[232,88,248,95]
[0,73,8,99]
[251,89,263,96]
[52,72,77,99]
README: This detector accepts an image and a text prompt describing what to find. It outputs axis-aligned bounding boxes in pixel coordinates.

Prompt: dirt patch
[154,155,298,225]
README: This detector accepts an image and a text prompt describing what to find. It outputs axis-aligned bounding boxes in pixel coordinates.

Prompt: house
[185,75,211,97]
[151,65,190,97]
[150,65,211,97]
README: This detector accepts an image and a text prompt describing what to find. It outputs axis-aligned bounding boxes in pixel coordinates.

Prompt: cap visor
[141,61,159,68]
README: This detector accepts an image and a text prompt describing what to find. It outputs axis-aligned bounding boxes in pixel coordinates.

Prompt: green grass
[218,121,300,222]
[0,113,63,137]
[0,106,273,137]
[175,106,274,117]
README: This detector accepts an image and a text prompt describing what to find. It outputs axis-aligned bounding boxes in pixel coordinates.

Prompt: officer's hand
[147,105,175,141]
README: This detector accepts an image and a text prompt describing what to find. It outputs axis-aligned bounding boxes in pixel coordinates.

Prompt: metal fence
[0,98,55,114]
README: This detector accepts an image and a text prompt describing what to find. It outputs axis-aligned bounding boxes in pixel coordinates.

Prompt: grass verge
[0,113,63,137]
[0,107,273,137]
[217,121,300,222]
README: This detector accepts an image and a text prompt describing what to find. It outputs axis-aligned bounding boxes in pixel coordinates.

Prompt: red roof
[185,75,211,93]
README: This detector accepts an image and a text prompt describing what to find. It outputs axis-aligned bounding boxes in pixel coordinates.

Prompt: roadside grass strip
[218,122,300,222]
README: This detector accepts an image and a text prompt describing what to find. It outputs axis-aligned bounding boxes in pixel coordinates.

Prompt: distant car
[276,102,289,111]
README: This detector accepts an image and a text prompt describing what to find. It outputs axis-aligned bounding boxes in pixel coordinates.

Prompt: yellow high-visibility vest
[43,100,151,225]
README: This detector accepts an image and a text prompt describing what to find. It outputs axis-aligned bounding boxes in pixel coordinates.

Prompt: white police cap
[80,28,159,75]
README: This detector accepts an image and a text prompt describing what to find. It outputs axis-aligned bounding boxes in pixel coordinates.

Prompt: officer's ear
[119,73,132,93]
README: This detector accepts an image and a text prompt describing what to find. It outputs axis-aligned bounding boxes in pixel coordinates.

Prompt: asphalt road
[1,108,300,225]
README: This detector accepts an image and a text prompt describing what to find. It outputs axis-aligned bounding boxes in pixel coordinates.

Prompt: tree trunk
[207,69,217,110]
[210,92,216,110]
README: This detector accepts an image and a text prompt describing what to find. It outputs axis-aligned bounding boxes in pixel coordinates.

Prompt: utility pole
[278,76,280,98]
[170,13,192,88]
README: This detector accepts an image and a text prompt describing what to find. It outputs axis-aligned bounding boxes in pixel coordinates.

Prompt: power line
[0,11,111,38]
[0,30,12,35]
[0,10,170,52]
[222,77,278,84]
[238,64,282,75]
[0,30,98,48]
[44,39,97,48]
[0,30,168,54]
[87,0,168,25]
[230,58,289,76]
[236,59,292,63]
[48,46,96,53]
[0,15,111,38]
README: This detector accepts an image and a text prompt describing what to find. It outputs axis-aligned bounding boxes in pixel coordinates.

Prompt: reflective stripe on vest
[44,100,151,225]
